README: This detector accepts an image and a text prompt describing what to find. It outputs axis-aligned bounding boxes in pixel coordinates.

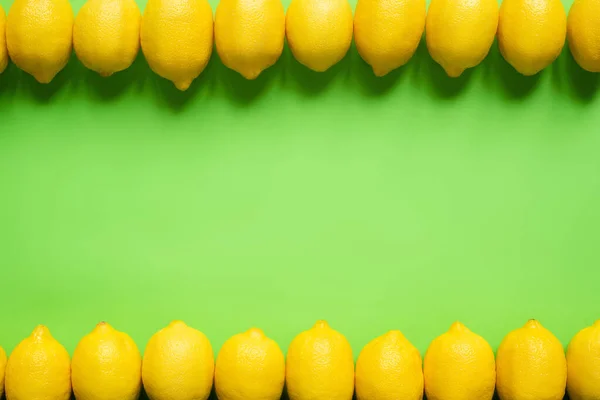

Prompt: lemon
[286,320,354,400]
[0,5,7,74]
[142,320,214,400]
[566,320,600,400]
[426,0,498,77]
[423,322,495,400]
[5,325,71,400]
[498,0,566,76]
[286,0,353,72]
[567,0,600,72]
[73,0,141,77]
[496,319,567,400]
[215,327,285,400]
[353,0,425,77]
[140,0,213,91]
[6,0,73,83]
[355,330,423,400]
[215,0,285,80]
[72,322,142,400]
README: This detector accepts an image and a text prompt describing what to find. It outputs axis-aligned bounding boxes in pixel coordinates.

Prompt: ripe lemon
[355,330,423,400]
[354,0,425,77]
[5,325,71,400]
[215,328,285,400]
[72,322,142,400]
[73,0,141,77]
[566,320,600,400]
[496,319,567,400]
[286,0,353,72]
[215,0,285,79]
[567,0,600,72]
[6,0,73,83]
[142,320,214,400]
[423,322,495,400]
[0,5,7,74]
[426,0,498,77]
[286,320,354,400]
[141,0,213,90]
[498,0,566,76]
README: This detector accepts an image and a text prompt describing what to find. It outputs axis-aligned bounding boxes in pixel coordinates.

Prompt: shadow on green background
[1,39,598,104]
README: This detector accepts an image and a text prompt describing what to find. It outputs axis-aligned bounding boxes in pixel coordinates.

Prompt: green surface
[1,0,599,359]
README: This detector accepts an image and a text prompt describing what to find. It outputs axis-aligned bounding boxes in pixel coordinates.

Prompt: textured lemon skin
[72,322,142,400]
[215,0,285,80]
[286,0,353,72]
[496,319,567,400]
[498,0,566,76]
[426,0,498,77]
[142,320,214,400]
[286,320,354,400]
[424,322,495,400]
[567,320,600,400]
[567,0,600,72]
[5,325,71,400]
[354,0,425,77]
[215,328,285,400]
[140,0,213,90]
[73,0,141,77]
[6,0,73,83]
[355,330,423,400]
[0,5,7,74]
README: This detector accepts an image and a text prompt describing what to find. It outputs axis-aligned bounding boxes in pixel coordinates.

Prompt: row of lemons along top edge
[0,0,598,92]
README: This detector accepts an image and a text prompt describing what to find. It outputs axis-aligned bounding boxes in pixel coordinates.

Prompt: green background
[0,0,598,364]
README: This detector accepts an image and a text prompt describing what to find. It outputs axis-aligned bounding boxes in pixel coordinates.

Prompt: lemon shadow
[217,50,282,105]
[563,48,599,102]
[550,46,570,94]
[417,40,473,99]
[139,388,150,400]
[0,61,20,99]
[83,52,149,100]
[352,43,409,96]
[285,45,351,96]
[491,45,542,99]
[16,53,81,103]
[149,52,217,112]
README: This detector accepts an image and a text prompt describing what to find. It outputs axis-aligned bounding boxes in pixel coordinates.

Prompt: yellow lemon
[73,0,141,77]
[498,0,566,76]
[72,322,142,400]
[6,0,73,83]
[567,0,600,72]
[286,0,353,72]
[566,320,600,400]
[496,319,567,400]
[215,328,285,400]
[140,0,213,90]
[5,325,71,400]
[142,320,214,400]
[215,0,285,79]
[423,322,495,400]
[355,330,423,400]
[426,0,498,77]
[286,320,354,400]
[0,5,7,74]
[353,0,425,77]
